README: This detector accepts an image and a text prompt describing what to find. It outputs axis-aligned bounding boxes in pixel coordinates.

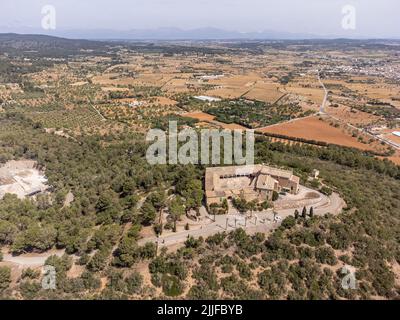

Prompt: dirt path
[91,104,106,121]
[317,70,398,151]
[318,71,328,114]
[1,189,345,266]
[2,249,65,268]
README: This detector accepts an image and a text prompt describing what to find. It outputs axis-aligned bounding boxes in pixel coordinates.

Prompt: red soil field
[257,116,378,151]
[183,111,247,130]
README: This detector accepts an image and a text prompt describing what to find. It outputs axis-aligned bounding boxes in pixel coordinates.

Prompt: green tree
[162,274,184,297]
[12,224,57,253]
[81,271,101,290]
[19,281,41,299]
[122,180,136,196]
[140,202,157,226]
[126,272,143,295]
[113,236,138,268]
[148,190,167,230]
[95,191,116,212]
[45,254,73,274]
[21,268,40,280]
[138,242,157,259]
[221,198,229,213]
[0,220,17,245]
[248,200,257,217]
[232,197,248,214]
[87,249,109,272]
[182,179,204,214]
[302,207,307,218]
[281,216,296,229]
[148,191,167,212]
[0,267,11,292]
[89,224,121,250]
[169,198,185,232]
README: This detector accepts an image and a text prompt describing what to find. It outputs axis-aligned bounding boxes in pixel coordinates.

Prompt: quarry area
[0,160,48,199]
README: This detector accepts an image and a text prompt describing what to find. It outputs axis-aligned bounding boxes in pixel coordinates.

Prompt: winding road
[1,185,345,267]
[138,187,345,248]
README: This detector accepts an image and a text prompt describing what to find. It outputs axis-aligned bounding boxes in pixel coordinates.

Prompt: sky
[0,0,399,38]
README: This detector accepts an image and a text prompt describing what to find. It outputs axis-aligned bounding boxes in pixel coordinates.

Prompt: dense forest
[0,111,399,299]
[207,99,313,128]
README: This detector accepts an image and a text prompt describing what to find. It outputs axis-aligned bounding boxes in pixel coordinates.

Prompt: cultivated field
[243,81,284,103]
[325,104,381,127]
[205,75,263,99]
[257,116,385,152]
[183,111,247,130]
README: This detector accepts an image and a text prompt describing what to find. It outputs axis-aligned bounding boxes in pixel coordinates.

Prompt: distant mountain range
[0,33,114,57]
[0,27,355,41]
[56,27,324,40]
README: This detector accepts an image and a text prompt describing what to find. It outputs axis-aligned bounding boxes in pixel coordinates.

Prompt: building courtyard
[205,165,300,206]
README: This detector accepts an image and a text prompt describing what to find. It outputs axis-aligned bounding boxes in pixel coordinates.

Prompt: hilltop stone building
[205,165,300,206]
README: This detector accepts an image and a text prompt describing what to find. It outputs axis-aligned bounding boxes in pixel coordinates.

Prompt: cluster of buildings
[205,165,300,206]
[128,100,144,108]
[194,95,221,102]
[325,62,400,81]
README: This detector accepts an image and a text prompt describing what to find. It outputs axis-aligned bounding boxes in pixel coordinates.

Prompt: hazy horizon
[1,0,399,39]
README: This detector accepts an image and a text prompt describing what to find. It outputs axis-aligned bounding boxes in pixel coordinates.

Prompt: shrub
[162,274,184,297]
[126,272,143,295]
[281,216,296,229]
[0,267,11,292]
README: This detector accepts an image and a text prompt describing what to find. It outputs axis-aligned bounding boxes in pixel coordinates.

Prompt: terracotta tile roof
[205,164,298,196]
[256,174,278,190]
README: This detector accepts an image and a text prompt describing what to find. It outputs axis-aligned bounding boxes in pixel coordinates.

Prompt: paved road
[2,190,345,266]
[138,189,345,248]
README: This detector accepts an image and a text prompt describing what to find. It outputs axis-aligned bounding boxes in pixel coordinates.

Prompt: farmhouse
[205,165,300,206]
[128,100,144,108]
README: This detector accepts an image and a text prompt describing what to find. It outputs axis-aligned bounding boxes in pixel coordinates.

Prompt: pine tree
[302,206,307,218]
